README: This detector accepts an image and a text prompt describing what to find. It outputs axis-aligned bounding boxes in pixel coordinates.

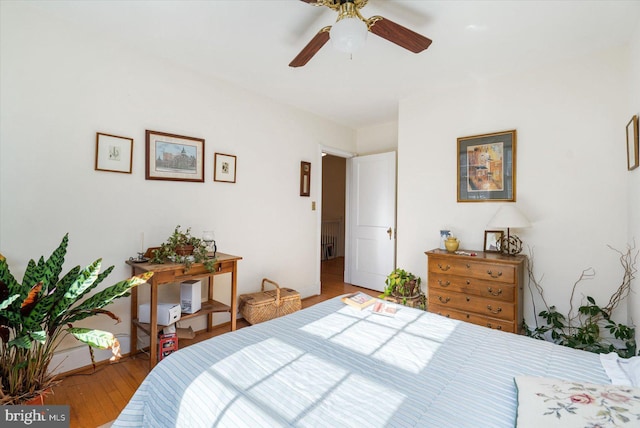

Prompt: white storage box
[138,303,181,326]
[180,279,202,314]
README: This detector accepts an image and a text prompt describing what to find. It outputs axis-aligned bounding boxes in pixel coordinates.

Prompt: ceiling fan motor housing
[331,1,368,53]
[289,0,432,67]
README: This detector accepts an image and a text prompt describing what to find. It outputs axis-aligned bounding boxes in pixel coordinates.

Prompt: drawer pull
[466,263,471,268]
[487,287,503,296]
[437,312,450,318]
[437,263,451,271]
[486,270,502,279]
[438,296,450,304]
[466,280,471,285]
[487,305,502,314]
[486,323,503,330]
[466,297,470,302]
[437,280,450,287]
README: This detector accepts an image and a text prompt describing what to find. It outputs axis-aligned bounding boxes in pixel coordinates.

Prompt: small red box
[158,333,178,361]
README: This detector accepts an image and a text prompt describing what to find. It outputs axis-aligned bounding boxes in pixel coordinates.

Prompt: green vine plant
[524,243,638,358]
[381,269,426,309]
[151,226,216,272]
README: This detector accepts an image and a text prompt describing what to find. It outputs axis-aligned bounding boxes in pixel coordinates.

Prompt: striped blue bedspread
[113,297,609,427]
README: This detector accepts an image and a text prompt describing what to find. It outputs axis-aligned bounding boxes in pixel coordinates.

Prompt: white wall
[398,46,632,327]
[356,121,398,155]
[0,3,355,363]
[627,20,640,329]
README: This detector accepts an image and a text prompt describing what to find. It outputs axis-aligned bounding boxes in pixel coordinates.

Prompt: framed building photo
[214,153,237,183]
[484,230,504,253]
[95,132,133,174]
[627,115,639,171]
[145,130,204,182]
[457,130,516,202]
[300,161,311,196]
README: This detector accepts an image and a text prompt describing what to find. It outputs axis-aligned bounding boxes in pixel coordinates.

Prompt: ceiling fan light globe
[330,17,368,54]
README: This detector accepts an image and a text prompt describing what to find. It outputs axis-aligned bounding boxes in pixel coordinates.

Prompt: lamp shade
[330,17,368,54]
[487,205,531,229]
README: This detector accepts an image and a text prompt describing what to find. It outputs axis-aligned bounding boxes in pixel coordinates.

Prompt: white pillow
[600,352,640,387]
[514,376,640,427]
[621,358,640,387]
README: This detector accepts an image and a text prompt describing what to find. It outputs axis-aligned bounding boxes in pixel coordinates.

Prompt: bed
[113,297,640,427]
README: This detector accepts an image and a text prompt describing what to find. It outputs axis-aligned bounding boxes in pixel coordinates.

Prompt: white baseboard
[50,334,132,375]
[49,318,235,375]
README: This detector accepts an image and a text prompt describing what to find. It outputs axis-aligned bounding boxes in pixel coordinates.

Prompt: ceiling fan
[289,0,432,68]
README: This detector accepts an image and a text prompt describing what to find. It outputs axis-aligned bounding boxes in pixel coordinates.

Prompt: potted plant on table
[0,234,152,405]
[382,268,425,309]
[151,225,216,272]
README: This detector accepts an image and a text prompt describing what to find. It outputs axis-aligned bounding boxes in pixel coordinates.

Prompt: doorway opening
[320,153,346,290]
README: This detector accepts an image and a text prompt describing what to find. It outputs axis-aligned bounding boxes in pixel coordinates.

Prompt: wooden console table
[126,252,242,369]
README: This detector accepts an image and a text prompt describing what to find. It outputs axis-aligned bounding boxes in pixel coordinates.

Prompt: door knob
[387,227,392,240]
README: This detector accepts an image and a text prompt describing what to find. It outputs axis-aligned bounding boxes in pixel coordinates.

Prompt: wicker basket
[238,278,301,325]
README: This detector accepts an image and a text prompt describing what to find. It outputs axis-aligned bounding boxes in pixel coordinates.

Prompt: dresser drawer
[429,304,516,333]
[429,258,515,284]
[428,290,515,321]
[429,272,515,302]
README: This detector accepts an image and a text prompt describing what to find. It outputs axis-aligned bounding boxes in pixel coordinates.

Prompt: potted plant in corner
[0,234,153,405]
[382,268,425,309]
[151,225,216,272]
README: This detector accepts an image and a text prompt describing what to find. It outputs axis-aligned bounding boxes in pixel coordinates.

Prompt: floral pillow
[514,376,640,427]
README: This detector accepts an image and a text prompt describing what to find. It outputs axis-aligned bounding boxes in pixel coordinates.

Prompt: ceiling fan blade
[289,27,331,68]
[368,16,432,53]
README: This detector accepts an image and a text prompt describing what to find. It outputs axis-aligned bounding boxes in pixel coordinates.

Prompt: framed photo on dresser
[484,230,504,253]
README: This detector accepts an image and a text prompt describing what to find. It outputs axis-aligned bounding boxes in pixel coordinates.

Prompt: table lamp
[486,205,531,255]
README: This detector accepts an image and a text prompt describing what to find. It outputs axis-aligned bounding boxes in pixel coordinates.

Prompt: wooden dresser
[426,249,526,333]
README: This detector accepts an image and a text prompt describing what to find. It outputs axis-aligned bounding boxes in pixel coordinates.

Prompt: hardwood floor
[45,257,378,427]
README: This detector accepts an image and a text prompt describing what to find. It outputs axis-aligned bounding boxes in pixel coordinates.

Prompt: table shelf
[133,299,231,335]
[126,252,242,369]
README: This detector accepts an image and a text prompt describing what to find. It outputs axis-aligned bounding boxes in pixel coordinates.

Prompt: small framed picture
[214,153,237,183]
[95,132,133,174]
[627,115,639,171]
[300,161,311,196]
[484,230,504,253]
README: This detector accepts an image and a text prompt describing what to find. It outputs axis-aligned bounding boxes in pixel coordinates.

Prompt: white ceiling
[25,0,640,129]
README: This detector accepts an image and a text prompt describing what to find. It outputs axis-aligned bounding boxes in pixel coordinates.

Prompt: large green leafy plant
[0,234,152,404]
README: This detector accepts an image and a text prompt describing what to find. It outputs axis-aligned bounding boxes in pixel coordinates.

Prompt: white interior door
[347,152,396,292]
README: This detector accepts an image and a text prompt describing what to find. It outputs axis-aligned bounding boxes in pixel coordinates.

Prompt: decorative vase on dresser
[425,249,526,333]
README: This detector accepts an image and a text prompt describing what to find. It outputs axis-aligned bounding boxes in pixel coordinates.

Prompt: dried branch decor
[524,244,638,358]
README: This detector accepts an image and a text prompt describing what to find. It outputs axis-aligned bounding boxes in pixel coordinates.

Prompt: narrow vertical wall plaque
[300,161,311,196]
